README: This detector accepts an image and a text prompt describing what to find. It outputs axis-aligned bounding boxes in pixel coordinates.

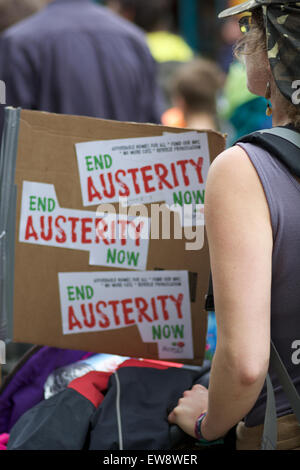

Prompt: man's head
[105,0,171,32]
[171,58,224,117]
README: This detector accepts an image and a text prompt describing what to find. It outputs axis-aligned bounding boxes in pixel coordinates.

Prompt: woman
[168,0,300,450]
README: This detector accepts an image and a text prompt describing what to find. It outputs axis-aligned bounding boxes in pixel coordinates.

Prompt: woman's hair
[235,8,300,130]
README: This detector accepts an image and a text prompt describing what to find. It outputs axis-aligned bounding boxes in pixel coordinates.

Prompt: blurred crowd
[0,0,272,374]
[0,0,272,145]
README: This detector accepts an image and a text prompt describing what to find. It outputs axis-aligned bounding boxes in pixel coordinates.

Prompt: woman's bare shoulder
[210,144,256,174]
[207,144,264,196]
[205,144,271,226]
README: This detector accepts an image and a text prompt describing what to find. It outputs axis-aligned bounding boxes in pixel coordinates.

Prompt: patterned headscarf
[219,1,300,105]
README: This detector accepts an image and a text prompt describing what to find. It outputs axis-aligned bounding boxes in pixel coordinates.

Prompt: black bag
[205,126,300,450]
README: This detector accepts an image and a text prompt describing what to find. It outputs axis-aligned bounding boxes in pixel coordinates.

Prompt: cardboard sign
[75,132,209,208]
[19,181,150,270]
[58,270,193,359]
[11,109,225,364]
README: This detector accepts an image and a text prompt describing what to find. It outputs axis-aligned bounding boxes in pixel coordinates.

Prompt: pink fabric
[0,433,9,450]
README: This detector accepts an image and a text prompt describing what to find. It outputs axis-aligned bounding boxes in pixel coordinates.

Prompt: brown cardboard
[13,110,226,365]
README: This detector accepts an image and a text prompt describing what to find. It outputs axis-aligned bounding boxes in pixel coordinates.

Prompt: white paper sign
[75,133,210,221]
[58,270,194,359]
[19,181,150,270]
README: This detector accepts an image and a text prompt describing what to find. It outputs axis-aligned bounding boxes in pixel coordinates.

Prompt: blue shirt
[0,0,165,127]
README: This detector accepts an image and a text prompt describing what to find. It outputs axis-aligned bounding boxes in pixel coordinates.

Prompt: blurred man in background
[106,0,193,63]
[0,0,165,133]
[106,0,194,107]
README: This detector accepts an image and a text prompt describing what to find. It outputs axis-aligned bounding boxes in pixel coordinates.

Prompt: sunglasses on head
[238,14,253,34]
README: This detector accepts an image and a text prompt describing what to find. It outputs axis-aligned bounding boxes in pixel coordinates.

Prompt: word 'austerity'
[67,293,184,331]
[86,157,204,202]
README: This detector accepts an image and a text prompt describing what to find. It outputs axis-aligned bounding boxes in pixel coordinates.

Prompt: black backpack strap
[262,341,300,450]
[259,127,300,149]
[237,127,300,177]
[269,341,300,424]
[261,372,278,450]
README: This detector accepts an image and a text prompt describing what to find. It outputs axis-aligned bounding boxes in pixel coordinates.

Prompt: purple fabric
[0,347,90,433]
[238,142,300,427]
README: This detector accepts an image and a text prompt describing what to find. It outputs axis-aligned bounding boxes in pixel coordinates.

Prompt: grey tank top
[237,142,300,427]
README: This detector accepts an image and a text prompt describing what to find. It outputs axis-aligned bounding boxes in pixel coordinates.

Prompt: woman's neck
[271,105,291,127]
[270,84,292,127]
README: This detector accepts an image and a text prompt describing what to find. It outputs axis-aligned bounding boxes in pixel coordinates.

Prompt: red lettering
[129,221,144,247]
[95,301,110,328]
[140,165,155,193]
[127,168,141,194]
[24,215,38,240]
[68,305,82,331]
[107,300,121,326]
[115,169,130,197]
[95,219,109,245]
[40,216,53,241]
[189,157,204,184]
[81,218,93,244]
[151,297,159,321]
[110,219,116,245]
[99,173,116,199]
[169,293,184,319]
[157,295,170,320]
[94,218,102,244]
[176,160,190,186]
[68,217,79,243]
[55,215,67,243]
[170,162,180,187]
[81,303,96,328]
[135,297,152,323]
[154,163,173,190]
[121,298,135,325]
[118,219,128,246]
[87,176,102,202]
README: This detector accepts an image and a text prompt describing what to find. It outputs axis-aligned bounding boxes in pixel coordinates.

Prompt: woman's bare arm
[169,145,273,440]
